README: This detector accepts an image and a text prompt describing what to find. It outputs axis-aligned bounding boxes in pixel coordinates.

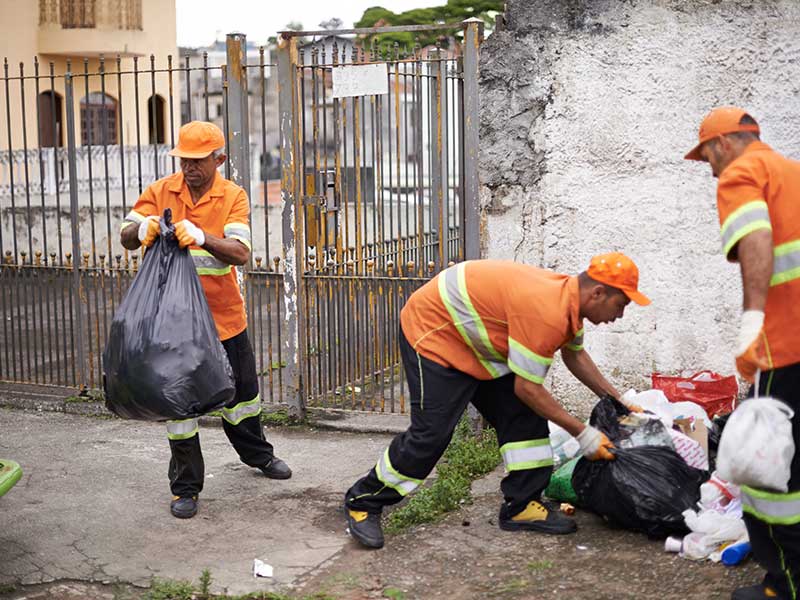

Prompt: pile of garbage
[546,372,759,565]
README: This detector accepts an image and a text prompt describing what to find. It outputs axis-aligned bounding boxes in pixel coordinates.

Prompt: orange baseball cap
[169,121,225,159]
[587,252,651,306]
[684,106,760,161]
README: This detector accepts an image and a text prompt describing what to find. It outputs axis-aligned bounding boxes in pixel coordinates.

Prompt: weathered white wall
[479,0,800,414]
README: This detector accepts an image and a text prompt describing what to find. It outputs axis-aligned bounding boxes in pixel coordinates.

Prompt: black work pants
[346,329,552,519]
[167,329,274,497]
[744,363,800,599]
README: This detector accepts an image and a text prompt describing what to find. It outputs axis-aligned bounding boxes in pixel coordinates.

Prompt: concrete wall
[479,0,800,413]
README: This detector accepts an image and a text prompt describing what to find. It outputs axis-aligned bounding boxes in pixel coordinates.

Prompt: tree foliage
[354,0,503,51]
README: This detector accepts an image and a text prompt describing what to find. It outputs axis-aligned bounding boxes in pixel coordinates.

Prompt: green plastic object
[0,459,22,497]
[545,457,579,504]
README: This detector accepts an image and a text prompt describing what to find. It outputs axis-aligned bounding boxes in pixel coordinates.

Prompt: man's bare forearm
[514,376,585,437]
[737,230,773,311]
[201,234,250,266]
[120,223,141,251]
[562,348,619,399]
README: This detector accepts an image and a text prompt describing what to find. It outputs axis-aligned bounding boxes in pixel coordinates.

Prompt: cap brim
[623,288,651,306]
[684,143,704,161]
[168,148,216,159]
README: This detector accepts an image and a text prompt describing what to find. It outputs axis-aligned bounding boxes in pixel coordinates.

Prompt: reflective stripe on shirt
[224,222,252,250]
[437,263,511,379]
[565,327,584,351]
[720,200,772,257]
[772,239,800,287]
[507,337,552,384]
[190,248,232,276]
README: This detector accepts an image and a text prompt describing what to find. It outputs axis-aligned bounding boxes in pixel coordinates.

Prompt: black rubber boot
[499,500,577,535]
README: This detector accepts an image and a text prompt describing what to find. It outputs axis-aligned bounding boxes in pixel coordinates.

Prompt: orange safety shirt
[716,141,800,369]
[122,171,252,341]
[400,260,585,382]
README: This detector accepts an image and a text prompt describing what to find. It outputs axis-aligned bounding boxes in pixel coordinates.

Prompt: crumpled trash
[549,421,580,468]
[699,474,741,516]
[681,509,748,561]
[676,471,746,562]
[621,389,713,428]
[545,456,580,504]
[253,558,273,578]
[669,429,709,471]
[572,396,708,538]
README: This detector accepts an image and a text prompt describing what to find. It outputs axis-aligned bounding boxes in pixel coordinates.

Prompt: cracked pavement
[0,407,394,596]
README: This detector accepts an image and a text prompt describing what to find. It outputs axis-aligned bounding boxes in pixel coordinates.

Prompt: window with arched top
[147,94,166,144]
[80,92,117,146]
[37,90,64,148]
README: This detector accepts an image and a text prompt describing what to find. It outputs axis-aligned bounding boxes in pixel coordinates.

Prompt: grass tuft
[384,417,500,534]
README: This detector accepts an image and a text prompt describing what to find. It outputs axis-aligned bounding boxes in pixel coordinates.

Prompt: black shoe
[258,457,292,479]
[345,505,384,549]
[731,584,781,599]
[499,500,577,535]
[170,495,198,519]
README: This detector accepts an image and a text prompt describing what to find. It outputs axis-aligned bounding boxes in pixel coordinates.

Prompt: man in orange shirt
[120,121,291,519]
[686,107,800,600]
[344,253,650,548]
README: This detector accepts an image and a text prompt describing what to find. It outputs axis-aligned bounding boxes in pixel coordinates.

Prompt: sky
[176,0,445,48]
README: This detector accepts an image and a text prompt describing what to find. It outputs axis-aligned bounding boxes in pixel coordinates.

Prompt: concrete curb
[0,384,409,435]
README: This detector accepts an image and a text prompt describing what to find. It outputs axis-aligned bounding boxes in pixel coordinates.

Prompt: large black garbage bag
[571,395,708,538]
[103,209,235,421]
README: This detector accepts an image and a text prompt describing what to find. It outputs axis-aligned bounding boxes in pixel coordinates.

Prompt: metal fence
[0,22,483,416]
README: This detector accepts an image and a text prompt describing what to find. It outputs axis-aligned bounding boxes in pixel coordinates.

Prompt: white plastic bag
[619,389,714,428]
[621,389,674,428]
[681,508,748,560]
[717,397,795,492]
[549,421,579,467]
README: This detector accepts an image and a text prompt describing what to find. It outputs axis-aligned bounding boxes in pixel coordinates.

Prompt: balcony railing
[0,144,170,198]
[39,0,143,31]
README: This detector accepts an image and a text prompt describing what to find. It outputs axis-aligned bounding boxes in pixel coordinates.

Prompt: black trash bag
[571,395,708,538]
[103,209,235,421]
[592,394,674,449]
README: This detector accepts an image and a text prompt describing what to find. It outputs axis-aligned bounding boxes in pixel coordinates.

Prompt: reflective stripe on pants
[166,418,199,440]
[500,438,553,471]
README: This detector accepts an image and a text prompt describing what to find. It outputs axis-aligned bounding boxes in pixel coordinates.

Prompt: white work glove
[735,309,768,383]
[174,219,205,249]
[736,310,764,355]
[575,425,616,461]
[137,215,160,247]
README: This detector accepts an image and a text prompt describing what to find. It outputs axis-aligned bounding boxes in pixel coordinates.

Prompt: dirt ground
[0,404,760,600]
[293,469,760,600]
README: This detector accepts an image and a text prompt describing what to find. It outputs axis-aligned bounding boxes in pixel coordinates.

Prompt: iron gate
[277,21,482,415]
[0,22,483,416]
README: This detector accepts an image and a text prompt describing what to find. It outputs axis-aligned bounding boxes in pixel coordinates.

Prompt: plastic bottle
[721,541,751,566]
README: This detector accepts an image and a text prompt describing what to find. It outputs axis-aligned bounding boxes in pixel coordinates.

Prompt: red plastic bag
[651,371,738,418]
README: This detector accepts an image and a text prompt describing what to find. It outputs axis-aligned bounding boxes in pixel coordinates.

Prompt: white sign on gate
[331,63,389,99]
